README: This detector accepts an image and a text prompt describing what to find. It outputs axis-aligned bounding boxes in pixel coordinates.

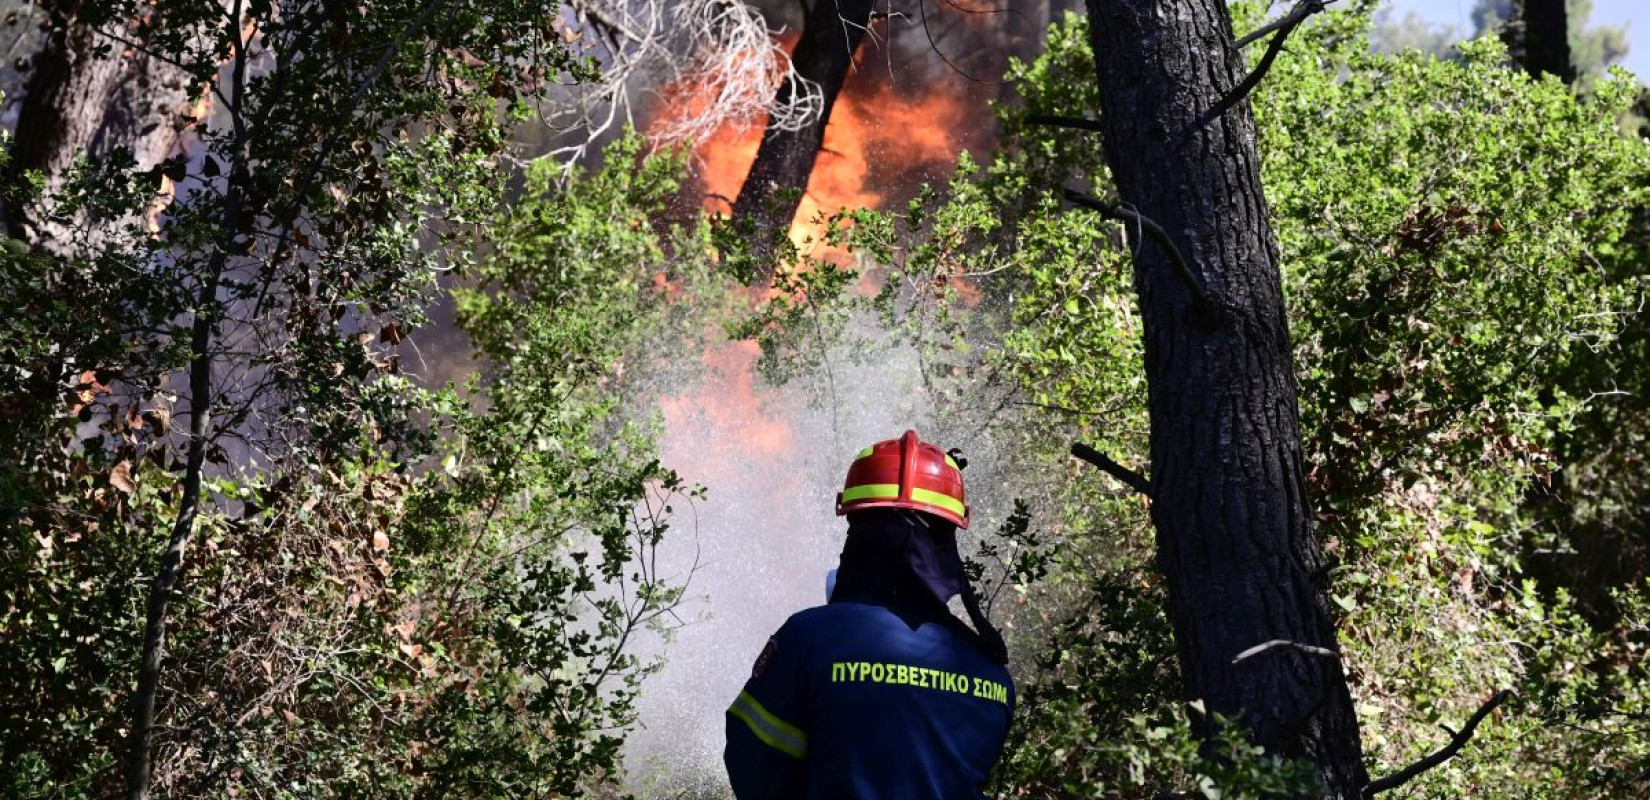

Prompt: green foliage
[1,133,704,798]
[417,136,705,793]
[1251,15,1649,795]
[726,152,1005,405]
[1372,0,1632,85]
[722,210,869,386]
[1262,28,1645,526]
[1013,704,1324,800]
[0,0,695,790]
[963,6,1650,797]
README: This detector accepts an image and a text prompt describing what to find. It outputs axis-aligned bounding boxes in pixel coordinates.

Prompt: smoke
[621,328,1008,793]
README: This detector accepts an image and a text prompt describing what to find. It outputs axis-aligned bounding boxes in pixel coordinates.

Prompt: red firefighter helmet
[836,430,968,528]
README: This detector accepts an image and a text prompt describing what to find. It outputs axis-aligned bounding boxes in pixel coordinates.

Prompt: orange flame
[648,22,978,254]
[684,79,968,258]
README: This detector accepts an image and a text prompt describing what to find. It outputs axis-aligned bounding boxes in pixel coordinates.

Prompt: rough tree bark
[1081,1,1367,797]
[1519,0,1575,83]
[732,0,873,269]
[5,0,199,252]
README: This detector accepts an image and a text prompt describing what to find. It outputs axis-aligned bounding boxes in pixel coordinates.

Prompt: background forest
[0,0,1646,799]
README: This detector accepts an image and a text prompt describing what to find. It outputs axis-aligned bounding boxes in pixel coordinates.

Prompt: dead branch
[1062,188,1220,323]
[1025,113,1104,133]
[1235,0,1326,47]
[1362,689,1514,798]
[546,0,823,170]
[1232,638,1341,664]
[1070,442,1152,498]
[916,0,1004,85]
[1177,0,1330,145]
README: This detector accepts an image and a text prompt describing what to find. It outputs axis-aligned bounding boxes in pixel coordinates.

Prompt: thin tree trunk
[1081,1,1366,797]
[1521,0,1574,83]
[732,0,873,270]
[125,261,223,800]
[125,3,245,790]
[6,0,197,252]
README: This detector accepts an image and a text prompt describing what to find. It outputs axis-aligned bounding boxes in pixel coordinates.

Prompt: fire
[686,79,967,258]
[649,23,984,487]
[649,22,974,262]
[659,339,795,462]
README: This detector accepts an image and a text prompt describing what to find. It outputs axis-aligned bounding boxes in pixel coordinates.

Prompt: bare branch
[1177,0,1330,145]
[1232,638,1340,664]
[1025,113,1104,132]
[1235,0,1326,48]
[1070,442,1152,498]
[1362,689,1514,798]
[1062,188,1220,323]
[546,0,823,170]
[915,0,1004,85]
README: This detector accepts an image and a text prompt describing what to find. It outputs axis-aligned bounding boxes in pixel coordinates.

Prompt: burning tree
[732,0,874,264]
[724,0,1053,272]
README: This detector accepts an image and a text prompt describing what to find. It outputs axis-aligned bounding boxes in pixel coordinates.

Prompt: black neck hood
[830,508,1009,665]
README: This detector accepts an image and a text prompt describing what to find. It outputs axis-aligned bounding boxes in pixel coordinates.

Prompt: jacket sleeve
[723,621,809,800]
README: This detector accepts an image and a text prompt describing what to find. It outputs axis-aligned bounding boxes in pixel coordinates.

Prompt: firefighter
[724,430,1014,800]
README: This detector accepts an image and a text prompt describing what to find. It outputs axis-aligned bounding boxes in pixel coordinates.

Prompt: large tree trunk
[1520,0,1574,83]
[5,0,197,253]
[732,0,873,269]
[1081,2,1366,797]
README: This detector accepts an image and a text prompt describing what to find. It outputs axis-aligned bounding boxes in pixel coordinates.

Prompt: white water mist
[620,328,1004,794]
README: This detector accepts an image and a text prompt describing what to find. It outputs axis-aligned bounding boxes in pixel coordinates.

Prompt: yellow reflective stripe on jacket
[841,483,899,503]
[911,487,965,517]
[729,691,807,759]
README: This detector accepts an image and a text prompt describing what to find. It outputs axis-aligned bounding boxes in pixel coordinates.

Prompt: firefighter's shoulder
[775,601,897,641]
[755,603,892,663]
[743,605,839,677]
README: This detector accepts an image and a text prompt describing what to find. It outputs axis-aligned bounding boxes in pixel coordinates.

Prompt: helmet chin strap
[960,579,1009,666]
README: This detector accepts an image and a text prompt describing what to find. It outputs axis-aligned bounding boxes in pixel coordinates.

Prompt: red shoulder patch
[751,637,778,680]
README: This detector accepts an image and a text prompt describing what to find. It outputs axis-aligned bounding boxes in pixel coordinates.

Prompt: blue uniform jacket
[724,600,1014,799]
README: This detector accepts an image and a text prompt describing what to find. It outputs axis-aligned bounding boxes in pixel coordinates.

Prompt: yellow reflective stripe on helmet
[728,691,806,759]
[943,454,959,470]
[841,483,900,503]
[855,446,875,460]
[911,487,966,518]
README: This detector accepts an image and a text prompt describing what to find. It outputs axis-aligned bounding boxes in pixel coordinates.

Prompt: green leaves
[0,4,689,797]
[902,4,1650,797]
